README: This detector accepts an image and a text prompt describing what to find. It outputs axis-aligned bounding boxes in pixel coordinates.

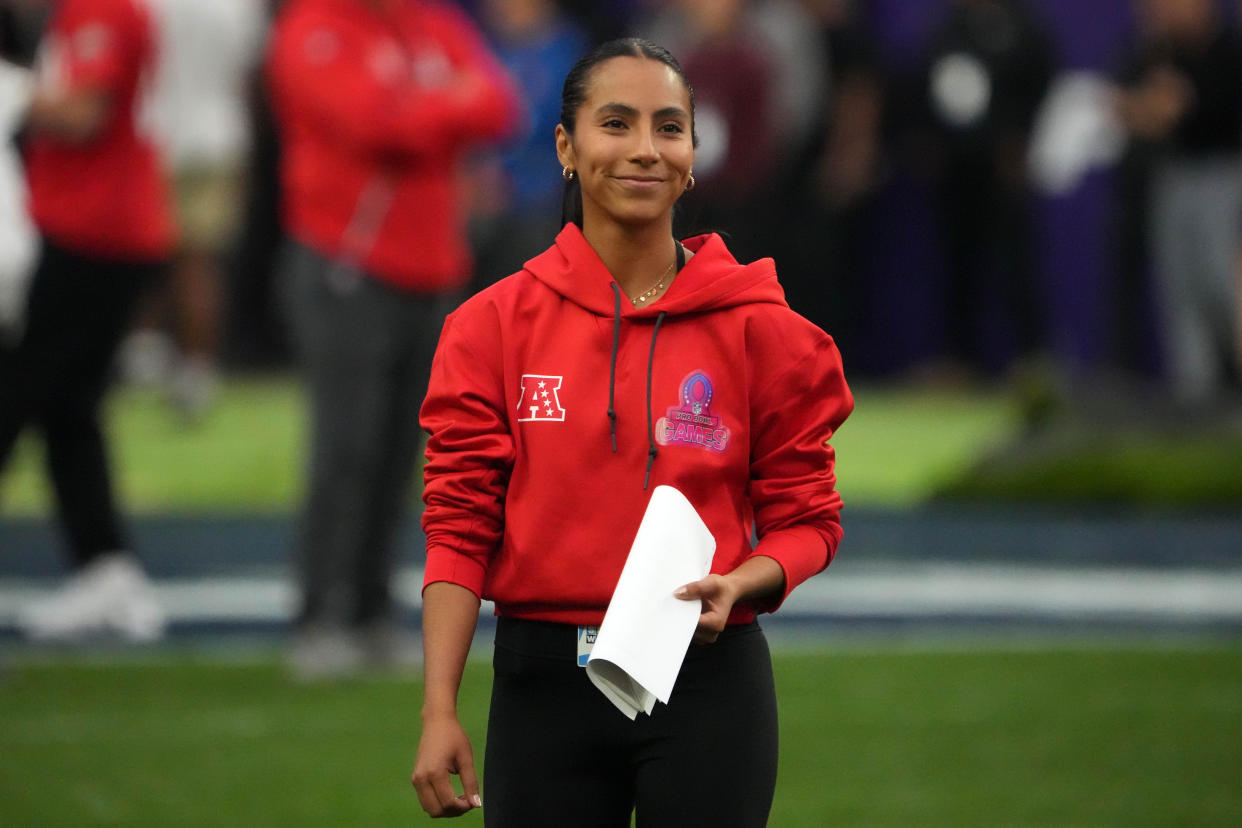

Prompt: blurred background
[1,0,1240,825]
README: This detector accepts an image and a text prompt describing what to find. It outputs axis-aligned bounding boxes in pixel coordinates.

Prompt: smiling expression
[556,56,695,231]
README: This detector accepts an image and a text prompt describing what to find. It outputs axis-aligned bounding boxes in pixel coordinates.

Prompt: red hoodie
[267,0,518,291]
[421,224,854,625]
[26,0,174,262]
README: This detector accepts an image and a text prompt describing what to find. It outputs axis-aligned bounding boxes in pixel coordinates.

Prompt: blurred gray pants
[1148,156,1241,403]
[279,241,456,627]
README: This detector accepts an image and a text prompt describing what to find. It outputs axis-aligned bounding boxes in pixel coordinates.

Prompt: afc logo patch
[517,374,566,422]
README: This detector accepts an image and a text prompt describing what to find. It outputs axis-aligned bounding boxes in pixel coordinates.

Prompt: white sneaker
[117,329,175,387]
[17,554,167,643]
[168,356,219,421]
[358,618,422,674]
[287,625,367,681]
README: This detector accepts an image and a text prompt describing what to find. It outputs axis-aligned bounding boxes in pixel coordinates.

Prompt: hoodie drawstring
[643,311,667,490]
[607,243,683,487]
[607,283,622,452]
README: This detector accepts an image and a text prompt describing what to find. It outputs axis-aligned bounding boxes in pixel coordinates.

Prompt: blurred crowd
[4,0,1240,402]
[1,0,1240,659]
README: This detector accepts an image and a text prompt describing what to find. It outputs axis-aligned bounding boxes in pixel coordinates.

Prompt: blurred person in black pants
[464,0,588,293]
[1,0,174,642]
[778,0,885,372]
[1115,0,1242,407]
[918,0,1056,381]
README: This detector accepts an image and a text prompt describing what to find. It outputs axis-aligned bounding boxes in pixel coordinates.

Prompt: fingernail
[674,587,688,598]
[472,794,483,808]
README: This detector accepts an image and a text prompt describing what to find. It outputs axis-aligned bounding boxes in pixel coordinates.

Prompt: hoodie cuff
[746,524,839,613]
[422,543,487,600]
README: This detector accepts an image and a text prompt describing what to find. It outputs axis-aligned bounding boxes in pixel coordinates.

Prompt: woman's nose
[629,126,658,162]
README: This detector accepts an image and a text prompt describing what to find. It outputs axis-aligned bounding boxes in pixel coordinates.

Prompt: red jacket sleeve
[425,1,524,144]
[746,334,854,612]
[420,309,515,598]
[54,0,142,93]
[267,3,518,161]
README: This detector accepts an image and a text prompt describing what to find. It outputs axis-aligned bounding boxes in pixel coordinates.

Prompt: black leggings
[484,618,779,828]
[0,240,161,564]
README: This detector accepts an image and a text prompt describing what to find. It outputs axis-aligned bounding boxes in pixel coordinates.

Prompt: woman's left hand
[674,556,786,644]
[674,574,741,644]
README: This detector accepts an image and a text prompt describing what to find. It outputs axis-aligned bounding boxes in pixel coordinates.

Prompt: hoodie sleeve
[746,334,854,612]
[49,0,142,94]
[267,3,518,162]
[420,310,515,598]
[425,2,525,145]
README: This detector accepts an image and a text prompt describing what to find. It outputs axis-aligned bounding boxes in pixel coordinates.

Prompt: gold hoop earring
[562,165,575,181]
[686,173,696,191]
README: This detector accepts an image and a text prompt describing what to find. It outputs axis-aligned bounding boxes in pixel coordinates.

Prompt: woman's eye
[602,119,626,129]
[659,123,685,134]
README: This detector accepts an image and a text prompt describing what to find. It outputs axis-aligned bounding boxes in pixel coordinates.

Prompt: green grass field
[4,378,1241,826]
[5,375,1240,513]
[0,379,310,515]
[2,646,1239,826]
[0,378,1023,514]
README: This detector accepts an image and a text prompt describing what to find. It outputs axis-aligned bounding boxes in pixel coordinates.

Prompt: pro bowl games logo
[655,371,730,453]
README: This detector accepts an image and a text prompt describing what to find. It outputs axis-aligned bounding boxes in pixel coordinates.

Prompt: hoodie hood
[523,223,790,317]
[520,223,793,489]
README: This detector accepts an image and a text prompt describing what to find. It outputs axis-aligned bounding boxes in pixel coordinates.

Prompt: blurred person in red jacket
[267,0,519,678]
[2,0,174,643]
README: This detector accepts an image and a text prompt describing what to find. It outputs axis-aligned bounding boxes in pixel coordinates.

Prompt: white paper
[585,485,716,719]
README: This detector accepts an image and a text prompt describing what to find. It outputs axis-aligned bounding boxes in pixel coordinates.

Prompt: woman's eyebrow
[653,106,690,121]
[592,103,689,121]
[594,102,639,119]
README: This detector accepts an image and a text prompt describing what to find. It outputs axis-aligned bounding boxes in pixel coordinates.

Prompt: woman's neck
[581,218,678,302]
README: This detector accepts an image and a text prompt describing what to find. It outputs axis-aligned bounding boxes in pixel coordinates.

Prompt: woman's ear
[554,124,574,169]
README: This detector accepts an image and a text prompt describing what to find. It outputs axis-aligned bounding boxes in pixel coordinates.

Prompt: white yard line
[781,563,1242,620]
[2,564,1241,626]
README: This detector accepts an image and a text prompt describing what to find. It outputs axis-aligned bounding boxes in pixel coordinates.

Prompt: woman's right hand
[411,713,481,818]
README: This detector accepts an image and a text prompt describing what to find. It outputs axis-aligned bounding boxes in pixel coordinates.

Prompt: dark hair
[559,37,698,228]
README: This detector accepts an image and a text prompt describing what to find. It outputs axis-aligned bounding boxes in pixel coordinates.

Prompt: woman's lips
[614,176,665,191]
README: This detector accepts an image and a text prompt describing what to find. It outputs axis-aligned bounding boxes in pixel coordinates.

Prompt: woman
[412,38,853,826]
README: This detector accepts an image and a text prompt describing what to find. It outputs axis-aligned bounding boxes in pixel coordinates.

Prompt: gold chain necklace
[628,258,677,306]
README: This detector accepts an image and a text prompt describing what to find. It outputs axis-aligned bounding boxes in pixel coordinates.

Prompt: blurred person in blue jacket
[466,0,586,292]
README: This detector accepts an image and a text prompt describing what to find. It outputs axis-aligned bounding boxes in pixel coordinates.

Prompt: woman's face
[556,56,695,231]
